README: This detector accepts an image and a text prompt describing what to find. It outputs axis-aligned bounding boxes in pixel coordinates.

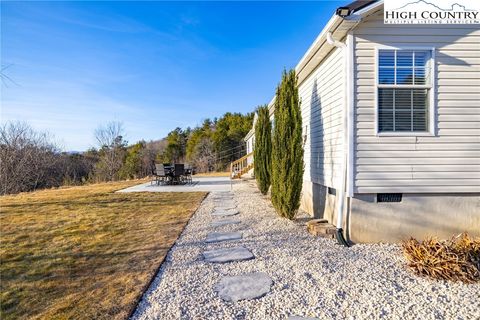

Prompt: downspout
[326,31,350,247]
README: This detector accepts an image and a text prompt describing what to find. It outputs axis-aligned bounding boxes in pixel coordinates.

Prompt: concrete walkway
[117,176,237,193]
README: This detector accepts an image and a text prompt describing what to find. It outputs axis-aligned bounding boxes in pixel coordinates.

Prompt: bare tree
[1,64,20,88]
[58,152,97,185]
[94,121,127,181]
[192,137,215,173]
[0,121,60,194]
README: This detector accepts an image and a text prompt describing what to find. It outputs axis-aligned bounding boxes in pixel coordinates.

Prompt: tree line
[160,112,253,171]
[0,112,253,195]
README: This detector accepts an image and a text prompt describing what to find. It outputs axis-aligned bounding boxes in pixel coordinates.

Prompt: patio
[117,176,237,193]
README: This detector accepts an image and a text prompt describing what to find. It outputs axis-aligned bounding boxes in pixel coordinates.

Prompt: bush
[254,105,272,195]
[271,69,304,219]
[402,233,480,283]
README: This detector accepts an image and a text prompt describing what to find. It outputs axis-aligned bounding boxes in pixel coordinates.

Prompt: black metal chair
[184,165,193,184]
[173,163,185,184]
[153,163,167,185]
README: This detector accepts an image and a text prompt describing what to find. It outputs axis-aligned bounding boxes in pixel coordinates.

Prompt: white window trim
[374,45,436,136]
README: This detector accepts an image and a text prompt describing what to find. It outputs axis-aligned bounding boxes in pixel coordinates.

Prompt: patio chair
[173,163,185,184]
[184,165,193,184]
[153,163,167,185]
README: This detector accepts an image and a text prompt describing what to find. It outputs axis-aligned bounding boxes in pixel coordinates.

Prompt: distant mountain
[394,0,475,11]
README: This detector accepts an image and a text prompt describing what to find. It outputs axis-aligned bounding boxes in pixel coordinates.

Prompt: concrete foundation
[349,193,480,243]
[300,180,326,219]
[301,180,480,243]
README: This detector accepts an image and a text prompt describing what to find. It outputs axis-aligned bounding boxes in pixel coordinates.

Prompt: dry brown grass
[0,180,206,320]
[402,233,480,283]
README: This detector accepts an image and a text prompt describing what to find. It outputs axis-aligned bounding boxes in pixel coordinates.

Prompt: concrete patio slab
[214,272,272,302]
[203,246,254,263]
[205,232,242,243]
[117,177,236,193]
[211,219,241,227]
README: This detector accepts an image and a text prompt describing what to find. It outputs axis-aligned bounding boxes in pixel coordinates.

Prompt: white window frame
[374,45,436,136]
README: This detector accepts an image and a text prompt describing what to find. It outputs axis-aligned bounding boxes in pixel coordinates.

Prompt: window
[377,49,432,133]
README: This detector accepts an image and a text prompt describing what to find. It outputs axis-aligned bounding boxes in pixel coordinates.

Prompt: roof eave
[295,0,383,85]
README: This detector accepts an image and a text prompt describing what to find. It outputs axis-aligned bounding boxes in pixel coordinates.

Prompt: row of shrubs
[253,69,303,220]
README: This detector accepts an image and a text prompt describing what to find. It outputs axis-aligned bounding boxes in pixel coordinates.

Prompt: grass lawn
[194,171,231,177]
[0,181,206,320]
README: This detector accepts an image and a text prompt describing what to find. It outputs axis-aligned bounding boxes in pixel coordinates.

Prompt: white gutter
[348,0,383,18]
[326,32,349,235]
[346,33,355,198]
[296,14,341,75]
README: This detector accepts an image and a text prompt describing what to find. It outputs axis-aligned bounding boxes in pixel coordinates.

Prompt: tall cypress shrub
[254,105,272,195]
[271,69,304,219]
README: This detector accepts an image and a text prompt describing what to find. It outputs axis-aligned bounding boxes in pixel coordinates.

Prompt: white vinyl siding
[246,137,252,154]
[299,47,345,189]
[353,9,480,193]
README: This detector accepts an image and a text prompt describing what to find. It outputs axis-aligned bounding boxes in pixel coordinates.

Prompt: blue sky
[1,1,342,151]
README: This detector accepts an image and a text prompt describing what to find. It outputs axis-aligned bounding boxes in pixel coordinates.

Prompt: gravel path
[131,180,480,320]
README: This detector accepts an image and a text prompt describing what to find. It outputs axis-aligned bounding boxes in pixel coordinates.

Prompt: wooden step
[231,163,254,179]
[307,219,336,238]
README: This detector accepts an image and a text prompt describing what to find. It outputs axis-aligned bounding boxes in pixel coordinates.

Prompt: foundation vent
[328,187,336,195]
[377,193,402,203]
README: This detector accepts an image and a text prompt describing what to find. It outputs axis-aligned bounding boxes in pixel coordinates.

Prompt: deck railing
[230,152,254,179]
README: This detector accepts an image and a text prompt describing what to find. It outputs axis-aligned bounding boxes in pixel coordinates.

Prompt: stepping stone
[205,232,242,243]
[211,219,241,227]
[214,272,273,302]
[213,193,233,197]
[203,246,254,263]
[214,200,234,204]
[213,193,233,196]
[215,205,237,210]
[214,200,235,204]
[211,209,239,217]
[213,197,234,201]
[214,200,236,205]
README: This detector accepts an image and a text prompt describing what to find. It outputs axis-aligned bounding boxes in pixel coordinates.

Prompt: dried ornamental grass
[402,233,480,283]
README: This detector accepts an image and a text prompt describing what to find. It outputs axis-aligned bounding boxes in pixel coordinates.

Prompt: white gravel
[131,180,480,320]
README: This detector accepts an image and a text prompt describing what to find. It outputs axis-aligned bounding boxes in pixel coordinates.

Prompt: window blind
[377,49,431,132]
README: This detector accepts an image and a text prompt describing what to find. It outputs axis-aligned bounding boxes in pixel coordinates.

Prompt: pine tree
[271,69,304,219]
[254,105,272,195]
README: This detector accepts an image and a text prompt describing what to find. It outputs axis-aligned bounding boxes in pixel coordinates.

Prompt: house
[246,0,480,243]
[244,98,275,156]
[244,114,256,157]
